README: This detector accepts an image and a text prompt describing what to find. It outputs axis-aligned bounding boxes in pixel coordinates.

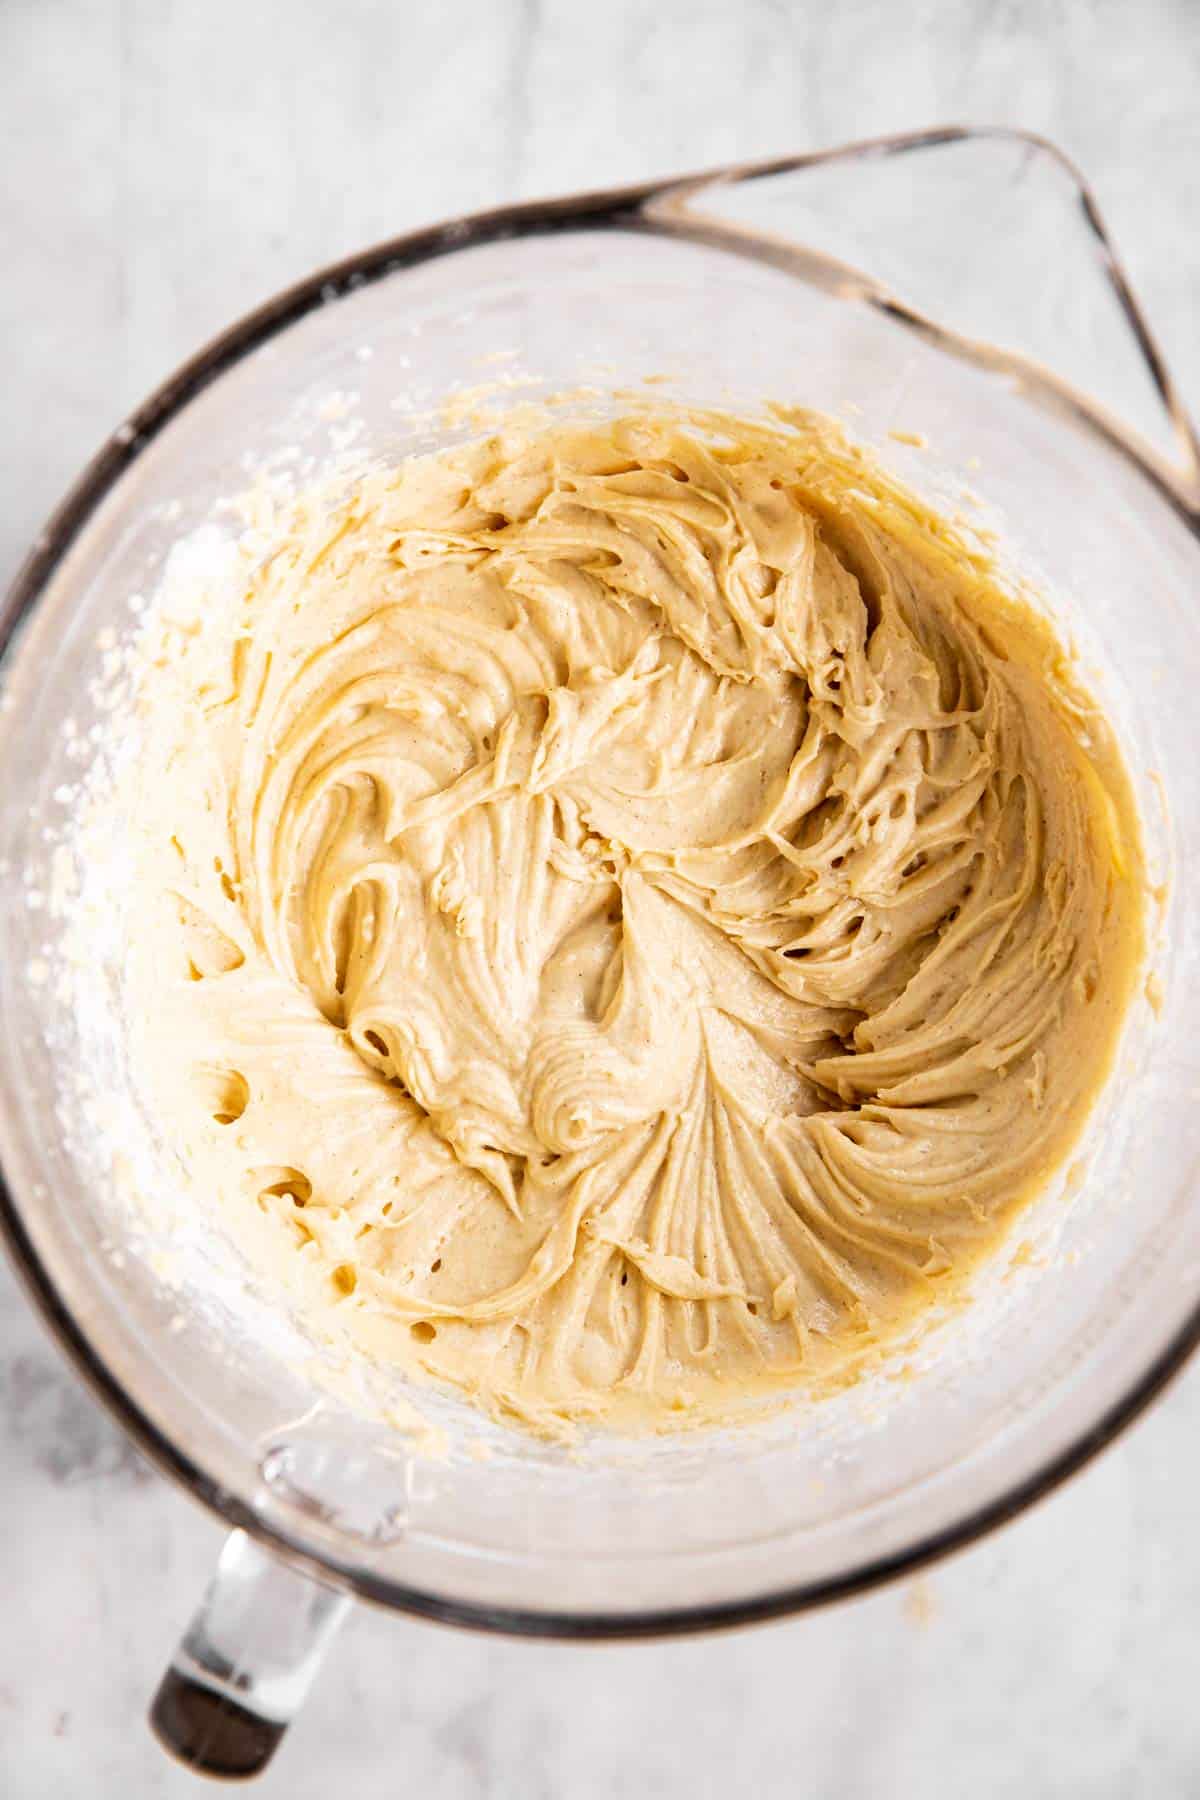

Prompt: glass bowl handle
[640,126,1200,522]
[149,1530,350,1780]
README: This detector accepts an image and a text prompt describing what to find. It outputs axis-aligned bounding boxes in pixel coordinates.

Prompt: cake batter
[124,408,1144,1430]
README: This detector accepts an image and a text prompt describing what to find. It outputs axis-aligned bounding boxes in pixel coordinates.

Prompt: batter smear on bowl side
[123,407,1144,1431]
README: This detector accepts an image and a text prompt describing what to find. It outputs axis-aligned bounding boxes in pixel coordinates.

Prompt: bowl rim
[3,125,1199,1639]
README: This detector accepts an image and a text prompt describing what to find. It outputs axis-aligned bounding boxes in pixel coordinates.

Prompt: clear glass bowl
[2,128,1198,1778]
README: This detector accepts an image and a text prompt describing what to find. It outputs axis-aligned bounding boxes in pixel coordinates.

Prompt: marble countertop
[3,1,1199,1793]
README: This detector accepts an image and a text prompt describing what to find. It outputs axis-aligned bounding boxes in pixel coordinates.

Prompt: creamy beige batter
[124,407,1144,1432]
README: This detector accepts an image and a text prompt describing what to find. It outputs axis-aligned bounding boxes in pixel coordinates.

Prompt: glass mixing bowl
[2,128,1198,1780]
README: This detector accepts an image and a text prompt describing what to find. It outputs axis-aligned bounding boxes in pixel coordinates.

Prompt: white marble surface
[3,1,1200,1793]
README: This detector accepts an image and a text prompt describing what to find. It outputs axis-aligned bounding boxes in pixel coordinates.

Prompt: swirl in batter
[127,408,1144,1430]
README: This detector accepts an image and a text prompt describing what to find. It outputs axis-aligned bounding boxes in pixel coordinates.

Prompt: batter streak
[125,408,1144,1431]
